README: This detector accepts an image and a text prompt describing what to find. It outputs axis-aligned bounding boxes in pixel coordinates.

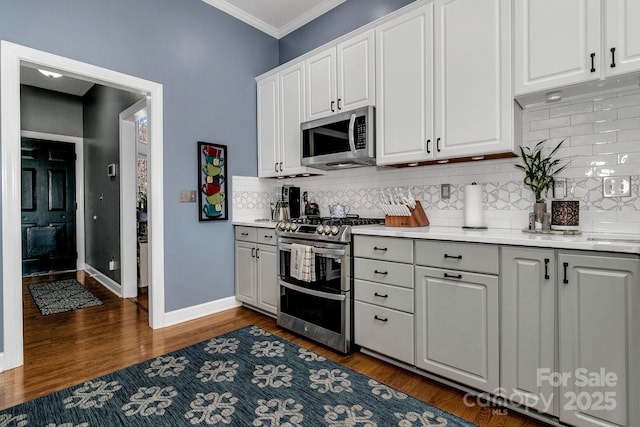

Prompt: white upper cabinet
[434,0,513,159]
[257,62,323,178]
[605,0,640,76]
[377,0,514,166]
[306,30,375,121]
[257,74,279,178]
[376,4,434,165]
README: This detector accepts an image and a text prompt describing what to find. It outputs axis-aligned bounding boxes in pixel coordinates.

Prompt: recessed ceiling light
[38,69,63,79]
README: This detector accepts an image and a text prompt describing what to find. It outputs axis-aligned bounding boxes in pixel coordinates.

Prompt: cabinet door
[605,0,640,76]
[235,241,257,305]
[306,48,336,120]
[434,0,513,158]
[415,266,499,393]
[257,75,280,178]
[375,4,434,166]
[337,29,375,112]
[501,247,557,416]
[256,244,278,315]
[514,0,601,95]
[558,253,639,427]
[279,62,307,175]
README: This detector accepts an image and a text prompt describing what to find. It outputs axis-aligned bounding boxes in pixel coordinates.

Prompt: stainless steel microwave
[301,106,375,170]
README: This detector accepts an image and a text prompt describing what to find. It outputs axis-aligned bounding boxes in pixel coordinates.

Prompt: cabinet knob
[373,246,388,251]
[374,292,388,298]
[374,270,388,275]
[374,315,388,322]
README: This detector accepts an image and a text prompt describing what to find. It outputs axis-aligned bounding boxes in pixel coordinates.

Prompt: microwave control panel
[355,116,367,150]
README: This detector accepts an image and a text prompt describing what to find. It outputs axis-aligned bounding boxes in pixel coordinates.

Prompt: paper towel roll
[464,183,484,228]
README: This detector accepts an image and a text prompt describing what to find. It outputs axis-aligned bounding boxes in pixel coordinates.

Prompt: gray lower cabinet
[501,246,557,416]
[558,251,639,427]
[353,236,414,364]
[234,226,278,316]
[415,266,499,393]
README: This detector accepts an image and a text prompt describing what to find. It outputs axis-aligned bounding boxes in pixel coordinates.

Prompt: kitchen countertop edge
[232,220,277,229]
[351,225,640,255]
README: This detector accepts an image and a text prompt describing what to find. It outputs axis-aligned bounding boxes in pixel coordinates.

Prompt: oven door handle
[280,281,347,301]
[278,243,345,258]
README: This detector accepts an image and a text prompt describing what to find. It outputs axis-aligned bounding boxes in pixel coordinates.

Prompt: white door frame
[20,131,86,271]
[1,40,166,371]
[119,98,148,298]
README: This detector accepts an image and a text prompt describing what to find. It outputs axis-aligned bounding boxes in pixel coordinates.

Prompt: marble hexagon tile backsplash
[233,86,640,234]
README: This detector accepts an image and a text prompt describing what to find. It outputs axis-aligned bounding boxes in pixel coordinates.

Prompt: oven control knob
[278,222,286,230]
[316,225,324,234]
[323,225,332,234]
[290,224,298,231]
[285,223,292,231]
[330,225,339,235]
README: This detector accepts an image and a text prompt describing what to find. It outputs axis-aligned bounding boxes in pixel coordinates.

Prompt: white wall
[233,86,640,234]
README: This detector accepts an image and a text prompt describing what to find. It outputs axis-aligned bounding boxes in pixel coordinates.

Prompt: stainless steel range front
[276,217,383,353]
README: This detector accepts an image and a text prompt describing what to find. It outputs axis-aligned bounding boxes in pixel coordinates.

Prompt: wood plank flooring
[2,271,550,426]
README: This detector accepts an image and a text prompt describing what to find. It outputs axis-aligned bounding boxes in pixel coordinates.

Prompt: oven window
[280,286,343,334]
[279,250,342,293]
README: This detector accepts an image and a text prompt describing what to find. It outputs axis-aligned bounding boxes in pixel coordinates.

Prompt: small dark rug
[28,279,103,316]
[0,326,477,426]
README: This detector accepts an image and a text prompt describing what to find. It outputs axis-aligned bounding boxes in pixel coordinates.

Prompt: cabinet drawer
[354,301,414,365]
[415,240,498,275]
[353,235,413,263]
[354,258,413,288]
[235,226,257,242]
[256,228,276,245]
[354,279,413,313]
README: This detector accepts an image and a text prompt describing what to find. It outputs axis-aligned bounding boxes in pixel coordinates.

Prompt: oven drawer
[354,279,413,313]
[415,240,498,275]
[353,236,413,263]
[235,226,257,242]
[354,301,414,365]
[257,228,276,246]
[354,258,413,289]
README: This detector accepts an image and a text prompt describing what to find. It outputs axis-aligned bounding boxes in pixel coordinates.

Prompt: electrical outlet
[180,190,197,203]
[441,183,451,200]
[602,176,631,198]
[108,259,118,270]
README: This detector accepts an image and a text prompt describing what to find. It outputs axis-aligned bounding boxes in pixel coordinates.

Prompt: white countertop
[352,225,640,255]
[233,219,277,228]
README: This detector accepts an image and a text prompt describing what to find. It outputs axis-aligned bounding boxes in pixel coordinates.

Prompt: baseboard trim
[84,264,122,296]
[0,352,5,372]
[163,297,241,327]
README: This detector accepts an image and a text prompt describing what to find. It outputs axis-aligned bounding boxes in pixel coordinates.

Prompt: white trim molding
[1,40,166,371]
[84,264,123,297]
[201,0,346,39]
[163,297,242,327]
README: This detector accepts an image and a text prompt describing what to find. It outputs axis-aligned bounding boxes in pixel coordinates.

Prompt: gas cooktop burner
[277,216,384,241]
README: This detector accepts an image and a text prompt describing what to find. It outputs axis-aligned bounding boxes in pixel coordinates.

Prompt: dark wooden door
[21,138,77,275]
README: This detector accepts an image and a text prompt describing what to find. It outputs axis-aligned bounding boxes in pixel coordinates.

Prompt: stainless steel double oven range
[275,217,383,353]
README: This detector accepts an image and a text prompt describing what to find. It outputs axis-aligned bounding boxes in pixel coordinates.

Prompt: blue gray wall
[83,85,142,282]
[0,0,279,331]
[20,85,83,136]
[278,0,415,64]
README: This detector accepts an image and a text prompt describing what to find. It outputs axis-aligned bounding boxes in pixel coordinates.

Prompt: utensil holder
[384,201,429,227]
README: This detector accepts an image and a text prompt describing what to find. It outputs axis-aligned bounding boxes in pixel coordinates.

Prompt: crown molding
[202,0,346,39]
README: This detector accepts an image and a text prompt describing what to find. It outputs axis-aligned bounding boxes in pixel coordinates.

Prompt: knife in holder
[384,201,429,227]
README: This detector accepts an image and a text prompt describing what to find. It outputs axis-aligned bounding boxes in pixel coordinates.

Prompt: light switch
[180,190,197,203]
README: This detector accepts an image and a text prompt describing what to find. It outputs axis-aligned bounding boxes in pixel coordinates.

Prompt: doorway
[1,41,166,371]
[21,138,77,275]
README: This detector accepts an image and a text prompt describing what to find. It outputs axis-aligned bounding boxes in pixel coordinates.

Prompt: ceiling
[21,65,94,97]
[202,0,347,39]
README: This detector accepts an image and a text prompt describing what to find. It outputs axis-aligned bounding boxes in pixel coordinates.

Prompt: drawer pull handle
[241,232,249,236]
[563,262,569,284]
[374,315,388,322]
[374,270,388,275]
[263,235,273,239]
[590,52,596,73]
[444,273,462,279]
[374,292,388,298]
[251,248,256,258]
[373,247,388,251]
[544,258,550,280]
[444,254,462,260]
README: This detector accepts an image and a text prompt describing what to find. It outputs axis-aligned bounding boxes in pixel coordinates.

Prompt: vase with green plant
[515,139,568,225]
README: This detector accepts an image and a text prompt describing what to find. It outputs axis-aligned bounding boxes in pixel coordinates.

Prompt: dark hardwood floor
[1,271,549,426]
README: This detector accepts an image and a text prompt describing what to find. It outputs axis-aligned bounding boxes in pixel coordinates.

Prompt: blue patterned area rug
[0,326,477,426]
[28,279,103,316]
